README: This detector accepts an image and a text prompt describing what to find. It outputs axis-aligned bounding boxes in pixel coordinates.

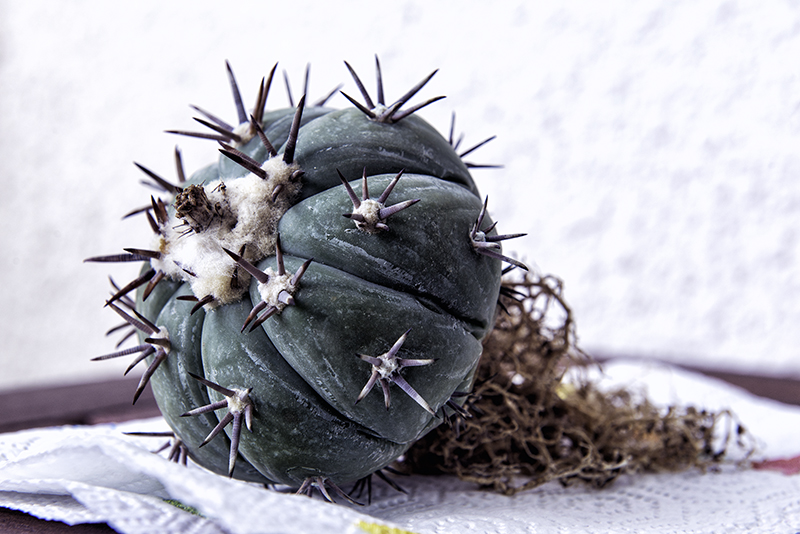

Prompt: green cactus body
[90,60,525,492]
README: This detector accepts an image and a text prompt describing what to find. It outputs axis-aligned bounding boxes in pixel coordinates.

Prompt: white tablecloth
[2,360,799,534]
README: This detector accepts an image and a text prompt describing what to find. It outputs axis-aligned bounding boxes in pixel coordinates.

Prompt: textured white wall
[1,0,798,391]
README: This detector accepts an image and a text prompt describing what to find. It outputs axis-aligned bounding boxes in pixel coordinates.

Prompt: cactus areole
[87,58,527,494]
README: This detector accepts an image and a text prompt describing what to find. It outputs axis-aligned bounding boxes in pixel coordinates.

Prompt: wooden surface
[687,366,800,407]
[0,508,117,534]
[591,356,800,407]
[0,365,797,533]
[0,376,160,434]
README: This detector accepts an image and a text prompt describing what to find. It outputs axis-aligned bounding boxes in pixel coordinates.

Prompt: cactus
[86,58,526,497]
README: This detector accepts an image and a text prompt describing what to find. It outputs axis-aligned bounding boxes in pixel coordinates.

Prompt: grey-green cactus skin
[278,174,498,335]
[201,296,410,485]
[142,283,271,483]
[91,61,524,490]
[290,108,478,199]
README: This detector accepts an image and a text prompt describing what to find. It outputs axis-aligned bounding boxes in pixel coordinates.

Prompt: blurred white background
[1,0,798,392]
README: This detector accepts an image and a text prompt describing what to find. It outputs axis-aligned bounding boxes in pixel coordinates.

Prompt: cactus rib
[355,328,436,416]
[338,168,420,233]
[469,196,528,270]
[181,372,254,477]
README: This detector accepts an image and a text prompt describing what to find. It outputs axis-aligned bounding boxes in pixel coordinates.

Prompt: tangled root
[402,273,754,495]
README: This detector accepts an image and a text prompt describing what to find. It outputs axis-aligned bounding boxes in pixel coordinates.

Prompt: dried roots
[402,273,754,495]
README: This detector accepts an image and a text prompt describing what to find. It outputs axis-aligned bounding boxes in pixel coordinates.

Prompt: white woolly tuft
[151,156,302,306]
[256,268,295,312]
[355,199,382,226]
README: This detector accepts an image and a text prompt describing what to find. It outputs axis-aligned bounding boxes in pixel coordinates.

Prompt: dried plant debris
[402,273,756,495]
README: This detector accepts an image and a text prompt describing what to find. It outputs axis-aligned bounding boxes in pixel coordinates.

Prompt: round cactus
[87,58,526,496]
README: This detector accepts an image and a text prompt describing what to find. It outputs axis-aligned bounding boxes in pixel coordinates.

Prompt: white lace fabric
[1,360,799,534]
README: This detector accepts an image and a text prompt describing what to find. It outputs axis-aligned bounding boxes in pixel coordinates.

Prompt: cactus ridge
[448,112,503,170]
[92,301,171,404]
[296,476,362,505]
[222,237,313,333]
[470,196,528,271]
[124,431,189,465]
[166,61,275,145]
[86,58,528,495]
[338,168,420,233]
[342,57,444,124]
[180,372,254,477]
[354,328,437,416]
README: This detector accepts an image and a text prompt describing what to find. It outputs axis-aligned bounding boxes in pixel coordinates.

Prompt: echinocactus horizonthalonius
[86,58,527,498]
